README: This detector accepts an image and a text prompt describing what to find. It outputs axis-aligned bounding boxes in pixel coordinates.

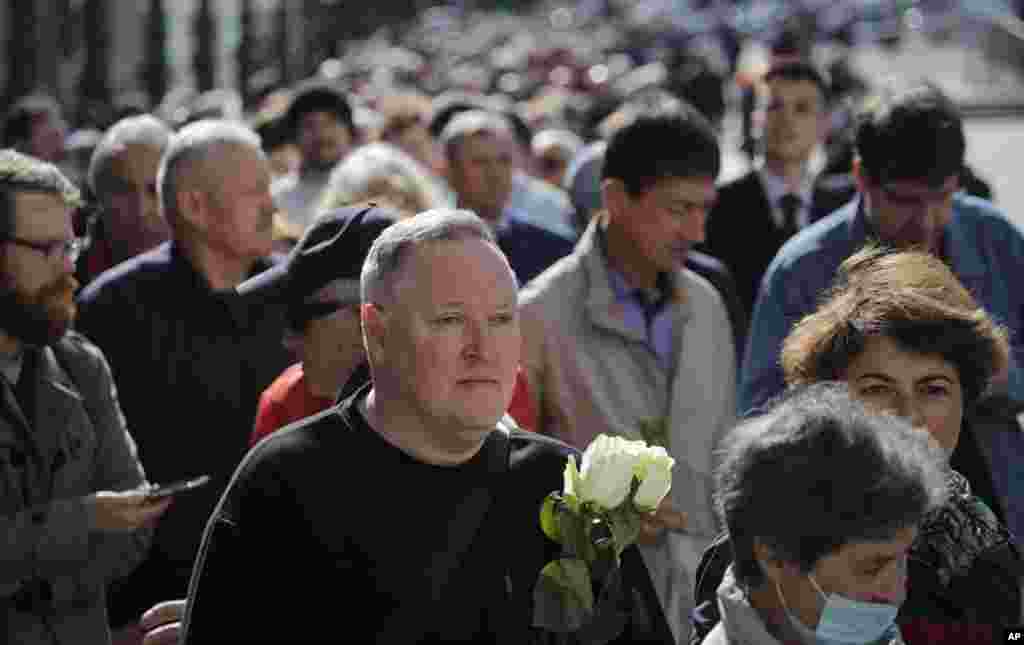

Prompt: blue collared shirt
[606,268,674,369]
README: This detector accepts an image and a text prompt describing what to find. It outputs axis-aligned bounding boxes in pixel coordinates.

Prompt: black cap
[236,204,399,305]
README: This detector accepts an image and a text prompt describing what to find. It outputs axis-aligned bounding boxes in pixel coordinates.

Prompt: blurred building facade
[0,0,432,126]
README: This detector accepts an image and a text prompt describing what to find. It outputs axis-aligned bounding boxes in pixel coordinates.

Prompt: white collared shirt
[755,147,825,231]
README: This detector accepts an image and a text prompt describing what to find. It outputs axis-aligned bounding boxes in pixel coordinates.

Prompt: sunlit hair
[157,119,262,228]
[0,148,80,240]
[317,142,445,217]
[377,91,432,141]
[360,208,501,306]
[531,129,583,161]
[781,244,1010,406]
[438,109,512,162]
[715,382,948,588]
[88,114,172,198]
[855,82,964,187]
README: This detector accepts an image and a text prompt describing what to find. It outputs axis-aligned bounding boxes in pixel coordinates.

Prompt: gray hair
[438,109,512,162]
[714,382,948,588]
[361,208,501,304]
[157,118,262,226]
[317,142,446,216]
[88,114,172,197]
[531,128,583,160]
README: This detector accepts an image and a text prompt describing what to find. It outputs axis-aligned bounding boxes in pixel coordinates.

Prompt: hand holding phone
[144,475,211,501]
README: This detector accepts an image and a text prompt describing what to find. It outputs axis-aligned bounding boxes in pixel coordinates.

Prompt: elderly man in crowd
[520,101,737,641]
[440,109,574,284]
[76,119,293,638]
[78,114,174,285]
[181,208,674,643]
[0,149,170,644]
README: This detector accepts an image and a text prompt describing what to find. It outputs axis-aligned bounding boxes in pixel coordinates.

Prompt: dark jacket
[75,241,293,625]
[685,251,748,368]
[700,168,856,318]
[689,471,1024,645]
[498,218,576,287]
[1,332,151,645]
[183,385,675,644]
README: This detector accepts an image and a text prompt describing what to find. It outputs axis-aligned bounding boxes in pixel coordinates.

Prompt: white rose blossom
[632,445,674,511]
[569,434,675,512]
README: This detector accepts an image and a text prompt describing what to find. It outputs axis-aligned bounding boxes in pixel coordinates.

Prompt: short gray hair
[318,142,446,216]
[157,118,262,226]
[88,114,172,197]
[531,128,583,159]
[361,208,501,304]
[439,110,512,162]
[715,382,948,588]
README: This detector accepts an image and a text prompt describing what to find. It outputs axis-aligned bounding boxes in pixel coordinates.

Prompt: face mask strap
[807,573,828,601]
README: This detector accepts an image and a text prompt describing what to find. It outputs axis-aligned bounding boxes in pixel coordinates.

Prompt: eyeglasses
[2,236,88,265]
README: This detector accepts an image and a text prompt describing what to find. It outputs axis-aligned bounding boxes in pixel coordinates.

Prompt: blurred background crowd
[4,2,1024,644]
[3,0,1024,190]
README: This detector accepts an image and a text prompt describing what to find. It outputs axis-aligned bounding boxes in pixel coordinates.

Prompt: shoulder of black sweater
[715,168,762,196]
[77,241,175,304]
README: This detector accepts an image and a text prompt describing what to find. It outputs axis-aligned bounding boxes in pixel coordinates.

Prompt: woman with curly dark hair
[691,245,1024,645]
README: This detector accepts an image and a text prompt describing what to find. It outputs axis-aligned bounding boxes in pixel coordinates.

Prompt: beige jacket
[520,219,737,642]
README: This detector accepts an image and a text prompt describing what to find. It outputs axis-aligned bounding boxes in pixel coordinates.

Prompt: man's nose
[464,318,494,361]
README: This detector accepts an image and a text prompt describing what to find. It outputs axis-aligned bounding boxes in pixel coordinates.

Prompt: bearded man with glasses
[0,149,170,645]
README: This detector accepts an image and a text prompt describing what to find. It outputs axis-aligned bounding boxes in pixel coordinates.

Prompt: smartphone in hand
[145,475,211,501]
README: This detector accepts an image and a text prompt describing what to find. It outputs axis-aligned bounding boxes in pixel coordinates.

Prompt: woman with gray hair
[316,142,448,218]
[706,382,948,645]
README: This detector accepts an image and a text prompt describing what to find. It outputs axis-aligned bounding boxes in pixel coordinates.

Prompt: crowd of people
[1,5,1023,645]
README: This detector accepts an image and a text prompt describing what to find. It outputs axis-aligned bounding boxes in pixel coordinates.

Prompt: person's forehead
[12,190,72,234]
[849,335,959,378]
[882,174,959,195]
[765,77,824,104]
[644,175,716,201]
[396,238,514,297]
[299,110,343,127]
[462,131,507,152]
[207,144,269,180]
[830,526,918,566]
[109,143,163,179]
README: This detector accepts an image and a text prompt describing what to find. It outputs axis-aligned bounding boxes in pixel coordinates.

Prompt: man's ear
[361,302,386,362]
[601,178,628,222]
[175,188,207,232]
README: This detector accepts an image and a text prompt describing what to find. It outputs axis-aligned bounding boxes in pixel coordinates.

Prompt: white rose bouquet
[532,434,674,638]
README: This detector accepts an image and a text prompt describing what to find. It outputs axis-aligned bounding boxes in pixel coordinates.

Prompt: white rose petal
[563,455,580,498]
[631,445,674,511]
[633,459,673,511]
[578,435,642,511]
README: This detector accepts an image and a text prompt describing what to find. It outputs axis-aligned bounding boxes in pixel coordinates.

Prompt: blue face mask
[777,574,900,645]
